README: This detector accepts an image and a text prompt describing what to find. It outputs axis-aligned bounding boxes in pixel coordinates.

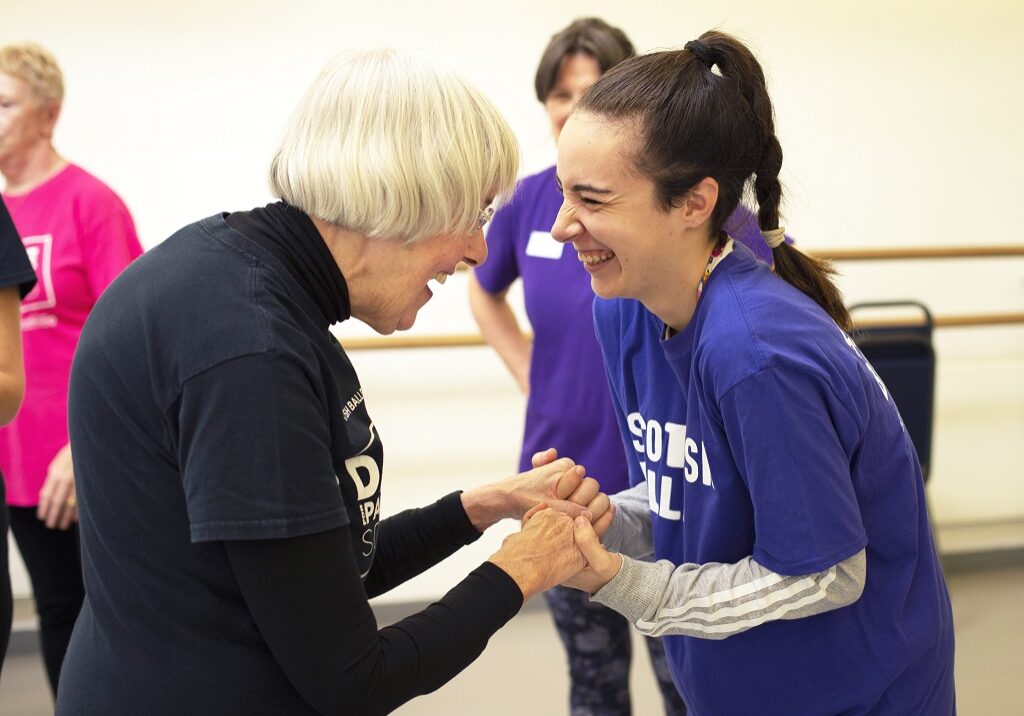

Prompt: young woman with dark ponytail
[546,31,955,715]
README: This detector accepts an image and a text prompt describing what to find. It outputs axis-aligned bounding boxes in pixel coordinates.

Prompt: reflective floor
[2,561,1021,715]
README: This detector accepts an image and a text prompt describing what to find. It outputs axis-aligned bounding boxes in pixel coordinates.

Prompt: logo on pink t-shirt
[20,233,58,330]
[21,233,55,311]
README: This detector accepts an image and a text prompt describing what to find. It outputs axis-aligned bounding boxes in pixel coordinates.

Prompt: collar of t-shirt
[225,201,350,327]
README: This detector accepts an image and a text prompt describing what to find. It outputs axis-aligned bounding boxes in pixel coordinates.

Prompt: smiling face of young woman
[551,112,684,301]
[551,111,720,328]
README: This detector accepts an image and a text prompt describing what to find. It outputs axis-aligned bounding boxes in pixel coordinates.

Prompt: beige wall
[5,0,1023,602]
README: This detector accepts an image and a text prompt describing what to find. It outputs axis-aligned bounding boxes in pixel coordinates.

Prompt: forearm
[468,275,530,393]
[0,373,23,426]
[605,481,654,559]
[593,548,866,640]
[363,491,482,598]
[226,527,522,716]
[0,286,25,425]
[373,562,521,712]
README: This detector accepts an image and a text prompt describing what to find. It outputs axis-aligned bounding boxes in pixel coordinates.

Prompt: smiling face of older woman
[271,50,519,336]
[338,217,491,335]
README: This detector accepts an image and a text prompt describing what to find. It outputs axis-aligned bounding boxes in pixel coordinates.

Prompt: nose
[463,226,488,267]
[550,198,582,244]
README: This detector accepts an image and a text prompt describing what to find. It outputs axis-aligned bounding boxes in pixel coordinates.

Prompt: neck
[1,142,65,195]
[641,230,718,333]
[311,216,375,307]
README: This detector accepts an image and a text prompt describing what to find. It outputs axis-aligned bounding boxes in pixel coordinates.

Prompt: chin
[591,277,624,300]
[394,311,419,332]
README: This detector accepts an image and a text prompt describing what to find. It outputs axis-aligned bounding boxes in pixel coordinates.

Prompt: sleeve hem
[442,491,484,545]
[753,535,868,576]
[191,509,349,543]
[472,562,524,617]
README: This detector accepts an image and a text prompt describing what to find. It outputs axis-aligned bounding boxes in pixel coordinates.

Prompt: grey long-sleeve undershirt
[597,481,866,640]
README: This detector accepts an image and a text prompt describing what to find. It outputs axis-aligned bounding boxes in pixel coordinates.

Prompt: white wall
[5,0,1023,603]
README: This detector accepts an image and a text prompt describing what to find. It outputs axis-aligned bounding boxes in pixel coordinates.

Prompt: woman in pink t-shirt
[0,43,142,696]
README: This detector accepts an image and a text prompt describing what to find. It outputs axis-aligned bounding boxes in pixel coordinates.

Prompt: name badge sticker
[525,231,564,259]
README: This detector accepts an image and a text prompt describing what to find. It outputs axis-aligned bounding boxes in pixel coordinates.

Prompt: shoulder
[593,295,626,337]
[517,165,558,195]
[497,165,559,217]
[59,164,130,209]
[93,217,293,370]
[695,248,849,395]
[594,297,655,355]
[516,165,557,197]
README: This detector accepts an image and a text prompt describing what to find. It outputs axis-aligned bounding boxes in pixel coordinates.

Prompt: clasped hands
[485,448,622,601]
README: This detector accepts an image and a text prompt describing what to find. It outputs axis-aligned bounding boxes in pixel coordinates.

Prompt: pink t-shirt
[1,163,143,506]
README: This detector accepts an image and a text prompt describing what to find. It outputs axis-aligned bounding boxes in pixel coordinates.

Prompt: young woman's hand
[562,516,623,595]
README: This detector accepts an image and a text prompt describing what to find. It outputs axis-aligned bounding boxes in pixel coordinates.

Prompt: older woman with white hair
[56,50,611,715]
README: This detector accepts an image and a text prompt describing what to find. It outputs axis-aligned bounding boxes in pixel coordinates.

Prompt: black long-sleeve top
[226,492,523,716]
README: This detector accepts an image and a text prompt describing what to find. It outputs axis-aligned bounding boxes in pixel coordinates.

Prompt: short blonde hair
[270,49,519,242]
[0,43,64,105]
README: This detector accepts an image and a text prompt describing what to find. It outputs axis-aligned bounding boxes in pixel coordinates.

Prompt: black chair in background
[849,301,936,482]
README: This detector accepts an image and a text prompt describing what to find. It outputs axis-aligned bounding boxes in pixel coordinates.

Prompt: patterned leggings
[544,584,687,716]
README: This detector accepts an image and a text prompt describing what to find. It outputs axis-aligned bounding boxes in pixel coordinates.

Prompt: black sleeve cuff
[443,491,485,545]
[466,561,524,618]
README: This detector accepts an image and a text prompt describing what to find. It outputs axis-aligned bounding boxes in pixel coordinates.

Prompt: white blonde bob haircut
[270,49,520,243]
[0,43,64,105]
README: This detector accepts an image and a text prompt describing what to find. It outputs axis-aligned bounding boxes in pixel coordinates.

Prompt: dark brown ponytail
[578,31,851,330]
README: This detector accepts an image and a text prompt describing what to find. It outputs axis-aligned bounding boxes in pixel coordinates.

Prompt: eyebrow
[555,176,613,195]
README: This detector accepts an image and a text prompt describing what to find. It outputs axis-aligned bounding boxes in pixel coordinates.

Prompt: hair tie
[762,227,786,249]
[685,40,716,70]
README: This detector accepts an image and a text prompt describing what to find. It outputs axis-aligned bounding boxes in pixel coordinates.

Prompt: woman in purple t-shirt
[469,18,687,716]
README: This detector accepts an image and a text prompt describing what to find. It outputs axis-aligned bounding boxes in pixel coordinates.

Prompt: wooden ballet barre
[812,246,1024,261]
[454,245,1024,271]
[337,313,1024,351]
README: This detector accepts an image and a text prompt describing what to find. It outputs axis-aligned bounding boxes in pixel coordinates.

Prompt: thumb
[531,447,558,468]
[547,499,592,521]
[573,516,606,564]
[521,502,548,526]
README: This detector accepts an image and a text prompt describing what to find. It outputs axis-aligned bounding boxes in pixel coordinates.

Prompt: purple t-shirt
[475,165,773,491]
[594,244,954,714]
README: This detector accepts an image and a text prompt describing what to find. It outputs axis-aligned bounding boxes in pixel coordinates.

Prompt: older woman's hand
[488,507,586,600]
[461,455,606,531]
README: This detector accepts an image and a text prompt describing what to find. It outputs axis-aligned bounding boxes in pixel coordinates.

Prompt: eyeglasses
[474,206,495,234]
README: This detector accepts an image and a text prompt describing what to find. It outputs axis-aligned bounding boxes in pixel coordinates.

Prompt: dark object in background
[849,301,936,482]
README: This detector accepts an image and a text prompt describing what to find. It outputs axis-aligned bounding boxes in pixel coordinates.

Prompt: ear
[39,101,61,139]
[680,177,719,229]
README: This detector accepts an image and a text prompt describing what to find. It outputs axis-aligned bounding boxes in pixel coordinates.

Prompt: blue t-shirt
[61,215,383,714]
[476,166,775,489]
[595,243,955,715]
